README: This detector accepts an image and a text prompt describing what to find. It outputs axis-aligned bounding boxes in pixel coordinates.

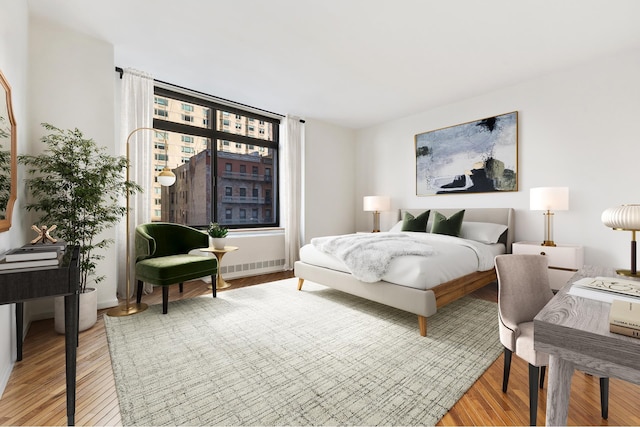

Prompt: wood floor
[1,272,639,426]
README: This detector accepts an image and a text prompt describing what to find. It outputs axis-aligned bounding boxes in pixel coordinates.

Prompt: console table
[534,265,640,426]
[0,246,80,426]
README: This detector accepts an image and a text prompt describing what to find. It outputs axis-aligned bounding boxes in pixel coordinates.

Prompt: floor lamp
[106,127,176,317]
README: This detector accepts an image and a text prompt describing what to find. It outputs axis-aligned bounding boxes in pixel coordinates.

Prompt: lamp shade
[157,167,176,187]
[602,204,640,230]
[363,196,390,212]
[530,187,569,211]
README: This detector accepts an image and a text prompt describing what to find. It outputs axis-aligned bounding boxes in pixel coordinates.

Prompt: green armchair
[134,222,217,314]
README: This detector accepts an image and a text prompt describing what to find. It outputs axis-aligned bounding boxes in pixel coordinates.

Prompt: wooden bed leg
[418,315,427,337]
[297,278,304,291]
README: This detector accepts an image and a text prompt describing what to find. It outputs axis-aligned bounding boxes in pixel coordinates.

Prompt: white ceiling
[27,0,640,129]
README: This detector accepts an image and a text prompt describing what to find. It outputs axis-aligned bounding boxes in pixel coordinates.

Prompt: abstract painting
[415,111,518,196]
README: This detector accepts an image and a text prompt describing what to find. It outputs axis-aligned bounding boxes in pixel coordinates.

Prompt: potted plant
[19,123,141,333]
[207,222,228,249]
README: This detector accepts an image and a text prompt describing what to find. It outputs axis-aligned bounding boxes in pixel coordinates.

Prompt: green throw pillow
[401,210,430,232]
[431,210,465,236]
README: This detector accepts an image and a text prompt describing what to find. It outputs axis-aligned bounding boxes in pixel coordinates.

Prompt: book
[0,255,61,271]
[4,246,61,262]
[609,299,640,331]
[609,323,640,339]
[568,277,640,304]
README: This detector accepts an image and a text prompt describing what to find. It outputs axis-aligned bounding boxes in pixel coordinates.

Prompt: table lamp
[363,196,390,233]
[530,187,569,247]
[601,204,640,277]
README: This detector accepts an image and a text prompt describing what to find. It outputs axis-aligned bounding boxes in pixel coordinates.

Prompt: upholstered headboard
[398,208,515,253]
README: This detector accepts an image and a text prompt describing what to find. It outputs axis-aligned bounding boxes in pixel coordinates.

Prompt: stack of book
[0,241,66,271]
[610,299,640,338]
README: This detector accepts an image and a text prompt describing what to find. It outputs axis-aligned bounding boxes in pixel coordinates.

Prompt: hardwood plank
[1,271,640,426]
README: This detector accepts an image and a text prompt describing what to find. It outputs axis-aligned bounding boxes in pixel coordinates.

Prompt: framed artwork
[415,111,518,196]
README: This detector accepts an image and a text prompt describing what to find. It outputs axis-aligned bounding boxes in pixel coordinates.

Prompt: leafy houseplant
[19,123,141,331]
[207,222,228,249]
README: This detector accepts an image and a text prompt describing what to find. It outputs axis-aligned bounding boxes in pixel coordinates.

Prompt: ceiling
[27,0,640,129]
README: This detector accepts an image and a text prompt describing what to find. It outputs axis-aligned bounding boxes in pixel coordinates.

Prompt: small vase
[212,237,227,250]
[54,287,98,334]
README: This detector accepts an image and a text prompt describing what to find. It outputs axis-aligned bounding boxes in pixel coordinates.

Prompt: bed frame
[294,208,515,337]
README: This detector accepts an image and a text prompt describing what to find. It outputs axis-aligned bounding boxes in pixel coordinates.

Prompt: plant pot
[212,237,227,250]
[54,287,97,334]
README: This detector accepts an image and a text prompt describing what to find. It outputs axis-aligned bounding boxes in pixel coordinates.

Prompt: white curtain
[117,68,154,298]
[280,116,305,270]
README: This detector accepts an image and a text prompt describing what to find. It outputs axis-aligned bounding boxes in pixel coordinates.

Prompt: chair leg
[600,377,609,419]
[179,282,183,293]
[211,275,217,298]
[162,286,169,314]
[528,364,539,426]
[136,280,143,304]
[540,365,546,389]
[502,347,512,393]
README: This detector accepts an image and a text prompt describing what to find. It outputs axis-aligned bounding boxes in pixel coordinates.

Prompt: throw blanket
[311,233,434,282]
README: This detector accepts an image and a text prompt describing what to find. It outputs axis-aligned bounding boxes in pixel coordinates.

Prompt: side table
[199,246,239,289]
[512,241,584,291]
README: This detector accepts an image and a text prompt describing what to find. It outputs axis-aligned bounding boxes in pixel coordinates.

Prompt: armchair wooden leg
[211,275,216,298]
[136,280,143,304]
[162,287,169,314]
[600,377,609,419]
[528,364,539,426]
[502,347,512,392]
[540,365,546,389]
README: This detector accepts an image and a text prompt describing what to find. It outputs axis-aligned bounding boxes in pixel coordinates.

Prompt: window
[155,109,168,118]
[153,85,280,229]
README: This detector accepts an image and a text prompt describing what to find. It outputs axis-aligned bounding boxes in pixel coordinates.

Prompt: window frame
[152,85,280,229]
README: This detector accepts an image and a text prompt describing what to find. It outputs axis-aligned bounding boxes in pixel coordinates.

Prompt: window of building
[155,109,168,118]
[155,97,168,106]
[153,85,280,229]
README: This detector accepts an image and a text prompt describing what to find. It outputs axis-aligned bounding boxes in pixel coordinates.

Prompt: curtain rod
[115,66,305,123]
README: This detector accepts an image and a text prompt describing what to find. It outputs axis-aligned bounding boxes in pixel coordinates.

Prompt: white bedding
[300,231,505,291]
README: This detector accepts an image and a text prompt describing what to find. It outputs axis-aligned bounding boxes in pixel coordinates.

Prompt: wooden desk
[534,265,640,426]
[0,247,80,425]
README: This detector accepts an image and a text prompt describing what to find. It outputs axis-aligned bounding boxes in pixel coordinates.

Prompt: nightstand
[511,241,584,291]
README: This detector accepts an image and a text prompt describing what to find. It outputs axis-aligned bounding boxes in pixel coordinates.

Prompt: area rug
[104,278,501,426]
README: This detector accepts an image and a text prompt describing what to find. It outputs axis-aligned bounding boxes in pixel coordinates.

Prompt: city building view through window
[150,86,280,228]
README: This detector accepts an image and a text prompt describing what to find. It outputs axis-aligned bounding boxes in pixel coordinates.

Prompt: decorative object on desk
[207,222,228,249]
[415,111,517,196]
[602,204,640,277]
[19,123,142,329]
[569,276,640,303]
[108,128,176,317]
[530,186,569,247]
[29,224,58,244]
[4,244,61,262]
[363,195,390,232]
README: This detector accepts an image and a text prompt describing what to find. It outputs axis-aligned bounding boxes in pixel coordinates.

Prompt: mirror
[0,70,16,232]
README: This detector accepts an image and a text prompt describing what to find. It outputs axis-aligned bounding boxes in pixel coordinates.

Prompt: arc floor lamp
[106,127,176,317]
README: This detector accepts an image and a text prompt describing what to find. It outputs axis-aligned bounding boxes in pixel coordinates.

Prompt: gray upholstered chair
[495,254,608,426]
[135,222,217,314]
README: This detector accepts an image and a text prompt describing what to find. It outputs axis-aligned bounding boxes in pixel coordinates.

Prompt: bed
[294,208,515,336]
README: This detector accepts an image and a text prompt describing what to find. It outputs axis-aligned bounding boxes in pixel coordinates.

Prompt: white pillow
[388,220,403,232]
[460,222,508,244]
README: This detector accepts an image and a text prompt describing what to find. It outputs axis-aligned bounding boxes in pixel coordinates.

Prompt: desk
[0,247,80,426]
[534,265,640,426]
[199,246,238,289]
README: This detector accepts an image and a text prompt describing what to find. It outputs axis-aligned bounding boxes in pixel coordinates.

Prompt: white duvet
[301,231,505,290]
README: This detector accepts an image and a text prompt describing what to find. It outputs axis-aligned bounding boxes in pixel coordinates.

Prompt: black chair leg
[528,364,539,426]
[162,286,169,314]
[540,365,546,389]
[179,282,183,293]
[211,275,217,298]
[136,280,143,304]
[600,377,609,419]
[502,347,512,392]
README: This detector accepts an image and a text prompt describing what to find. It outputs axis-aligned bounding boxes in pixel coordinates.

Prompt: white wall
[26,14,119,318]
[303,119,356,242]
[0,0,30,397]
[355,48,640,270]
